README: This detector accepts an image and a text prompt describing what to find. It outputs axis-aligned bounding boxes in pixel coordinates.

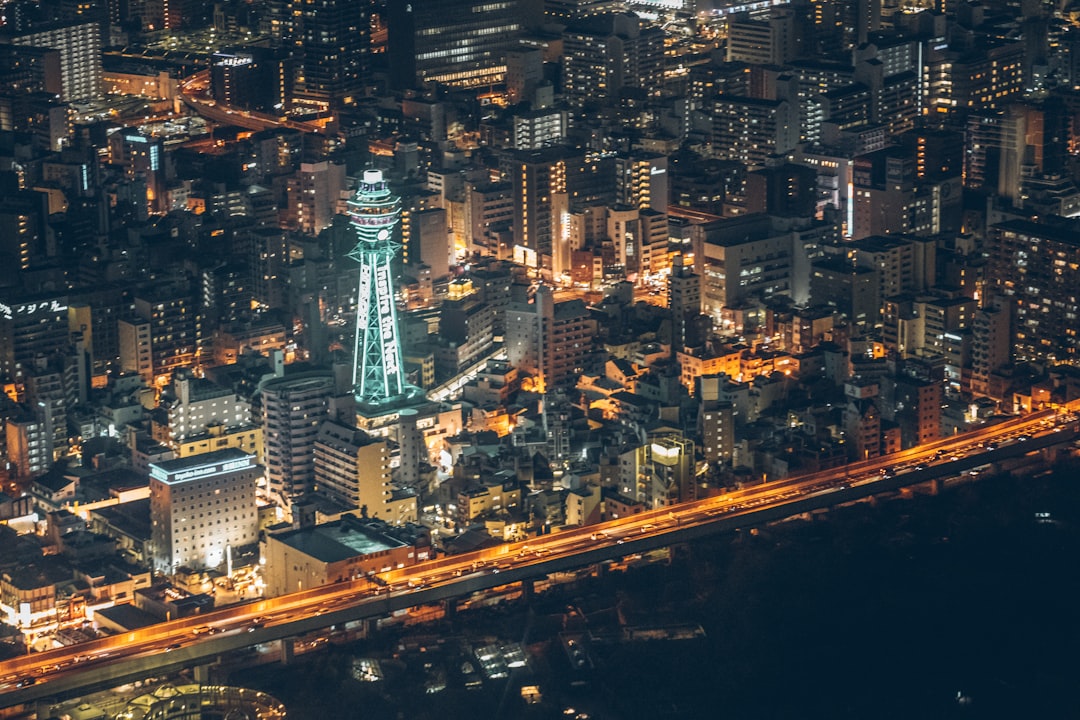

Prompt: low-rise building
[262,514,431,597]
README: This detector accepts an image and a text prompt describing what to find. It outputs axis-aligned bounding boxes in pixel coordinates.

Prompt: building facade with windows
[149,449,260,574]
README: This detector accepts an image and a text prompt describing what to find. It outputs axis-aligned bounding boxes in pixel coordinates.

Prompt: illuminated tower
[347,170,418,409]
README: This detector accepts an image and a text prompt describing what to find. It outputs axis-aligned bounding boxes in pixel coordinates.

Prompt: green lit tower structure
[347,169,420,409]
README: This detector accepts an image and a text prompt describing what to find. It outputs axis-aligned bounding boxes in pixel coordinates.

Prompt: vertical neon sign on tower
[347,169,408,405]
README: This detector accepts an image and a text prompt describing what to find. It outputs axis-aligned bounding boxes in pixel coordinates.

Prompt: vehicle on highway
[16,677,37,688]
[191,625,219,635]
[165,643,182,652]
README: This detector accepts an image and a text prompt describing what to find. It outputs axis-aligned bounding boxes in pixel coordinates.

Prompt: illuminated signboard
[0,299,68,321]
[150,455,255,484]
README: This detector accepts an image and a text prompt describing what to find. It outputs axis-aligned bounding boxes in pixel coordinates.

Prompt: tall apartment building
[466,182,515,257]
[506,285,595,390]
[436,279,495,379]
[988,218,1080,363]
[23,361,73,462]
[285,161,347,236]
[699,400,735,464]
[149,449,259,573]
[313,419,416,524]
[512,108,568,150]
[851,235,935,299]
[970,302,1011,399]
[711,96,798,169]
[506,147,570,274]
[154,370,252,448]
[260,372,335,509]
[891,375,942,448]
[469,262,515,340]
[561,12,664,108]
[787,59,854,143]
[614,152,668,214]
[5,410,53,479]
[844,381,882,461]
[726,6,799,66]
[235,226,290,311]
[118,282,200,386]
[0,20,102,101]
[668,253,701,352]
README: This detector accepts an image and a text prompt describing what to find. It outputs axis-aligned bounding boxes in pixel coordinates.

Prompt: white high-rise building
[149,449,260,573]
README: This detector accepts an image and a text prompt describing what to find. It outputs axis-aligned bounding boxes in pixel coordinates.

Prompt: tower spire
[346,169,418,407]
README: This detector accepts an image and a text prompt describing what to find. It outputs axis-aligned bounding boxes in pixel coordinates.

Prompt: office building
[387,0,527,90]
[285,0,368,109]
[149,449,259,573]
[928,40,1024,115]
[210,47,293,114]
[691,214,796,321]
[0,292,70,382]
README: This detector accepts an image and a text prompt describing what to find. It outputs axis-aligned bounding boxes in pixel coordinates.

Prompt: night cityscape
[0,0,1079,717]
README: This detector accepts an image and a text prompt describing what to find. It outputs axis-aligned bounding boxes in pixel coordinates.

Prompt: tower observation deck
[347,169,422,411]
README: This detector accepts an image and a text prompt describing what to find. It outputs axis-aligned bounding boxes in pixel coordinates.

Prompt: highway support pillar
[280,637,295,665]
[522,578,534,599]
[930,478,942,495]
[364,617,379,637]
[443,598,457,620]
[194,662,212,684]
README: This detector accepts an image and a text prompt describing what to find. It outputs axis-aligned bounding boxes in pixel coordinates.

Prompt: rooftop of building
[994,217,1080,245]
[94,603,162,632]
[149,448,254,481]
[91,498,152,541]
[269,514,407,563]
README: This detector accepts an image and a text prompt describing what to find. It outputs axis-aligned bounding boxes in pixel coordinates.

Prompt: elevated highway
[0,409,1075,710]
